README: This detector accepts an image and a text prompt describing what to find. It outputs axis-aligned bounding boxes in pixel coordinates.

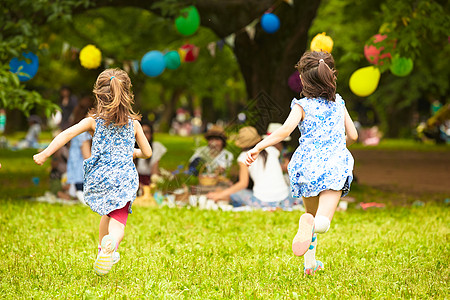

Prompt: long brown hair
[90,68,141,126]
[295,51,337,102]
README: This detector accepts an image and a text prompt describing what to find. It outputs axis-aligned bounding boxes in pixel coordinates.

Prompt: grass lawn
[0,199,448,298]
[0,135,449,298]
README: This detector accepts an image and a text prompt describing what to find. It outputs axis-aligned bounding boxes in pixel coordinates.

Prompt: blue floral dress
[287,94,354,198]
[83,118,138,215]
[67,132,91,185]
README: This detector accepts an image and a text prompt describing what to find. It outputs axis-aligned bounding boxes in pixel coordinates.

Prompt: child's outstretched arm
[33,117,95,165]
[133,120,152,159]
[245,104,304,166]
[344,107,358,146]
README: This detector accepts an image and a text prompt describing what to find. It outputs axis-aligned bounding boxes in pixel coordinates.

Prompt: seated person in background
[207,126,296,210]
[17,115,42,149]
[135,121,167,186]
[188,125,234,176]
[57,96,93,202]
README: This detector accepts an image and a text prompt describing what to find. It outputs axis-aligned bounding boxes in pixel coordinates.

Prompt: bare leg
[302,195,319,216]
[316,190,341,221]
[108,218,125,246]
[99,215,110,245]
[292,195,319,256]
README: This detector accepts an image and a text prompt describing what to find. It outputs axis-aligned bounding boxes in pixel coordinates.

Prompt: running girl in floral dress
[34,68,152,276]
[245,51,358,275]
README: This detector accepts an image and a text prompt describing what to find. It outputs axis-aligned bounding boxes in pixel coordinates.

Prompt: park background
[1,0,449,298]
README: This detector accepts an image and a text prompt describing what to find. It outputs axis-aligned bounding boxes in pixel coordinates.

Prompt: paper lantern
[79,45,102,69]
[390,56,413,77]
[364,34,392,65]
[261,13,280,34]
[310,32,333,53]
[141,51,165,77]
[179,44,199,62]
[288,71,303,93]
[164,51,181,70]
[175,6,200,36]
[349,66,381,97]
[178,48,187,62]
[9,52,39,82]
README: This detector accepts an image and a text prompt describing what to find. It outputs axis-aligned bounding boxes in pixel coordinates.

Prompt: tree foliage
[1,0,449,137]
[310,0,450,136]
[0,0,92,115]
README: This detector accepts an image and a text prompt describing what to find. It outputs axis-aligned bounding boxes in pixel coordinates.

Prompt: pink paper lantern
[179,44,199,62]
[364,34,392,65]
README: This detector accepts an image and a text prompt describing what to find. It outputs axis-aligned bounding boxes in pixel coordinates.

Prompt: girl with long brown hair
[34,68,152,276]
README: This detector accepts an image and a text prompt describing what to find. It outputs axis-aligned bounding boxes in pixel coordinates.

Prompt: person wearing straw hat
[207,126,294,210]
[188,125,234,175]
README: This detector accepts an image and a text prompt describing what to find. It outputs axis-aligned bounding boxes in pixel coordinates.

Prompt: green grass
[0,136,449,298]
[0,199,448,298]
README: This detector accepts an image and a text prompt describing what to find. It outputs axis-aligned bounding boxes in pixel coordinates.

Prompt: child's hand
[33,152,47,165]
[245,147,260,166]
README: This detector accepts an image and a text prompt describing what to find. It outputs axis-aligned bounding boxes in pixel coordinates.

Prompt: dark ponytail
[295,51,337,102]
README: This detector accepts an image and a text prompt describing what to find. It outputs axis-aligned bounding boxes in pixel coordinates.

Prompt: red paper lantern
[179,44,199,62]
[364,34,392,65]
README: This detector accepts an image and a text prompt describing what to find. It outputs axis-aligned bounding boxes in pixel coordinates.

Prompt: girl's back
[288,94,354,198]
[84,118,138,215]
[292,94,347,155]
[90,118,135,160]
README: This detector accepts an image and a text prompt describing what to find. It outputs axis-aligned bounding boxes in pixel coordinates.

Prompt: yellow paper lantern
[79,45,102,69]
[310,32,333,53]
[177,48,188,63]
[349,66,381,97]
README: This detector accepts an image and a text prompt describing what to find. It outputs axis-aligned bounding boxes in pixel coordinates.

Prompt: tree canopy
[1,0,449,137]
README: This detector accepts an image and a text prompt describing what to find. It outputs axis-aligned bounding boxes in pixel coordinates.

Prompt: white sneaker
[94,235,116,276]
[112,252,120,264]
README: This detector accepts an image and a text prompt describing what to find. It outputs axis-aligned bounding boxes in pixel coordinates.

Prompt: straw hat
[204,125,227,142]
[263,122,291,141]
[233,126,262,148]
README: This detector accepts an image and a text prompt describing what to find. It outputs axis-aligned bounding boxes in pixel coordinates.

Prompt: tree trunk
[159,89,183,132]
[196,0,322,133]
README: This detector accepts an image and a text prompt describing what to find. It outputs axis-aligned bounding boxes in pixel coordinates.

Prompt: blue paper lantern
[261,13,280,34]
[164,51,181,70]
[9,52,39,82]
[141,51,165,77]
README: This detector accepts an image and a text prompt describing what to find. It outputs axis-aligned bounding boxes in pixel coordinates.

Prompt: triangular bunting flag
[245,19,259,40]
[225,33,236,48]
[207,42,217,57]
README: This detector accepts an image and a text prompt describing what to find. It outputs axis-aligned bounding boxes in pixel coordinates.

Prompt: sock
[99,242,118,255]
[304,234,317,269]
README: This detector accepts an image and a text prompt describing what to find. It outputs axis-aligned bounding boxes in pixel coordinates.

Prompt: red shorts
[107,202,130,226]
[139,174,151,185]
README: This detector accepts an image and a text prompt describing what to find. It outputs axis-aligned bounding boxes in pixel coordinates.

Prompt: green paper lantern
[349,66,381,97]
[390,56,413,77]
[175,6,200,36]
[164,51,181,70]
